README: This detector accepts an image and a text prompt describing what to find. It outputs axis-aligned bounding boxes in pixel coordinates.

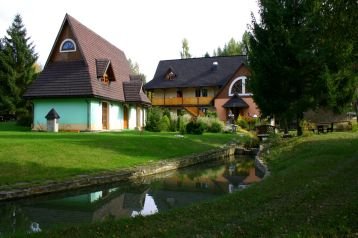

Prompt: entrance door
[102,102,108,129]
[123,106,129,129]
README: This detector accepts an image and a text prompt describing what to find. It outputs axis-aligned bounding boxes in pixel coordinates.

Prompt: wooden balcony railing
[151,97,213,106]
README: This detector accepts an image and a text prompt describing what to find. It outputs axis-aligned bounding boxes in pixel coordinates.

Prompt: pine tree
[0,14,38,121]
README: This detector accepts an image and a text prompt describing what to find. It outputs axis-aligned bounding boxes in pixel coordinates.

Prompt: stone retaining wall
[0,144,260,201]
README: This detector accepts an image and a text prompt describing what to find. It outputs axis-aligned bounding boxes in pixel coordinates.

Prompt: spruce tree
[248,0,357,135]
[0,14,38,122]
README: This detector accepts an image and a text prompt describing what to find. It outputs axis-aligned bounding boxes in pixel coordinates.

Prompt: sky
[0,0,259,80]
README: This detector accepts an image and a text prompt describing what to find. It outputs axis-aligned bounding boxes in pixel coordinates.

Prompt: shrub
[243,136,260,148]
[145,107,162,132]
[186,120,205,135]
[205,110,217,118]
[196,117,210,131]
[352,122,358,132]
[17,113,32,127]
[178,116,186,134]
[209,120,224,133]
[196,116,225,133]
[169,116,178,132]
[237,115,249,129]
[159,115,170,131]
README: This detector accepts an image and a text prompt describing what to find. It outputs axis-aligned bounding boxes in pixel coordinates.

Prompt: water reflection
[0,156,264,236]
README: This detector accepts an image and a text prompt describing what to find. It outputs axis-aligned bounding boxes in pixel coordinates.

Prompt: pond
[0,155,264,236]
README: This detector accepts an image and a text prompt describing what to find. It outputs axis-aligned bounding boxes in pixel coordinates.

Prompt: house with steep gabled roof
[144,56,260,121]
[24,14,150,131]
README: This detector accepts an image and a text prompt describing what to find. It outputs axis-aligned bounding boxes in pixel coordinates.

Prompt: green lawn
[25,132,358,238]
[0,122,245,186]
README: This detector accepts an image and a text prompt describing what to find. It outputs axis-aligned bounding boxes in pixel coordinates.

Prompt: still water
[0,155,264,236]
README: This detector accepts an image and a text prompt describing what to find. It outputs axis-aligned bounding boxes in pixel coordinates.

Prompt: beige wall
[152,88,216,99]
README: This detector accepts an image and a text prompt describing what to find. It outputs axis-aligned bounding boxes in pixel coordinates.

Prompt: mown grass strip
[23,132,358,238]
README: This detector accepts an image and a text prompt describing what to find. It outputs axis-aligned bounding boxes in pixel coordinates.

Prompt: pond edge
[0,144,266,201]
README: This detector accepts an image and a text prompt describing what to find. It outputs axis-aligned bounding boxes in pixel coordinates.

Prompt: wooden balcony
[151,97,213,106]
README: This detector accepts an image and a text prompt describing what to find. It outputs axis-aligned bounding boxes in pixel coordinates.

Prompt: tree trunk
[297,112,303,136]
[282,118,289,135]
[355,100,358,123]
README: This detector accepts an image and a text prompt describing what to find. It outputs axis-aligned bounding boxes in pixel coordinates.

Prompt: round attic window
[60,39,76,52]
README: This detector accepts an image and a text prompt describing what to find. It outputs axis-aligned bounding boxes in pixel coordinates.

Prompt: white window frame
[228,76,252,96]
[59,38,77,52]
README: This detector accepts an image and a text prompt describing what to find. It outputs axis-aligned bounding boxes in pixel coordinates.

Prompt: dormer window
[165,67,176,80]
[102,73,109,84]
[60,39,76,52]
[96,59,115,85]
[166,71,176,80]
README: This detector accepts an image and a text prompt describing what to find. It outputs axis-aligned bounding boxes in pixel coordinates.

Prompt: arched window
[231,80,243,95]
[59,39,76,52]
[228,76,252,96]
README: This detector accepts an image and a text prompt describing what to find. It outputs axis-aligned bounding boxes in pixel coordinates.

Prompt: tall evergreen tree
[248,0,357,135]
[317,0,358,112]
[0,14,38,120]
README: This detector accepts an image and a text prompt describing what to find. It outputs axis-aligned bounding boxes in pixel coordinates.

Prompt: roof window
[165,67,176,80]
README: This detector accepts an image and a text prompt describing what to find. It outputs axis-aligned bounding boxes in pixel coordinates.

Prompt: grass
[0,122,246,186]
[22,131,358,238]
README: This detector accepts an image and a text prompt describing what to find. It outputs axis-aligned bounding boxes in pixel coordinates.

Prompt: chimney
[212,61,219,71]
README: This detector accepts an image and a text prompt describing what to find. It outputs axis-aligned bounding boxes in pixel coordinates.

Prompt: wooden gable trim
[44,14,87,68]
[213,63,251,100]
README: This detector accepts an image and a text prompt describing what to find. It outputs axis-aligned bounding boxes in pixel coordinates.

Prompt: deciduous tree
[180,38,191,59]
[128,58,146,83]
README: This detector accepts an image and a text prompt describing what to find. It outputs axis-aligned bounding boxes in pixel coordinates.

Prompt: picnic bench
[312,121,352,134]
[256,125,276,141]
[316,122,334,134]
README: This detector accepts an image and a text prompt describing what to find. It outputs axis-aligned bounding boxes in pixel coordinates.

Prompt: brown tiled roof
[95,59,110,78]
[24,60,92,98]
[24,14,131,102]
[123,78,151,105]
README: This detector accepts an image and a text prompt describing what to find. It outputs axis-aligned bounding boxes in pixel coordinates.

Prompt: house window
[231,80,243,95]
[101,73,109,84]
[200,107,208,113]
[228,76,252,96]
[196,88,208,97]
[166,71,176,80]
[201,88,208,97]
[177,90,183,98]
[59,39,76,52]
[245,77,251,93]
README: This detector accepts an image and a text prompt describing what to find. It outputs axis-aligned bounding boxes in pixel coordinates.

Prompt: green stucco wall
[33,98,88,130]
[33,98,127,131]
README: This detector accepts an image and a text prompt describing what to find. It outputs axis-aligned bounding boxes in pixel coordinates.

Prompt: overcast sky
[0,0,259,80]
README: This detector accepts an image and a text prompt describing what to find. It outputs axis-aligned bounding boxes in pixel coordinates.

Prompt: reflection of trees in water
[235,159,254,175]
[184,164,224,181]
[0,204,31,235]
